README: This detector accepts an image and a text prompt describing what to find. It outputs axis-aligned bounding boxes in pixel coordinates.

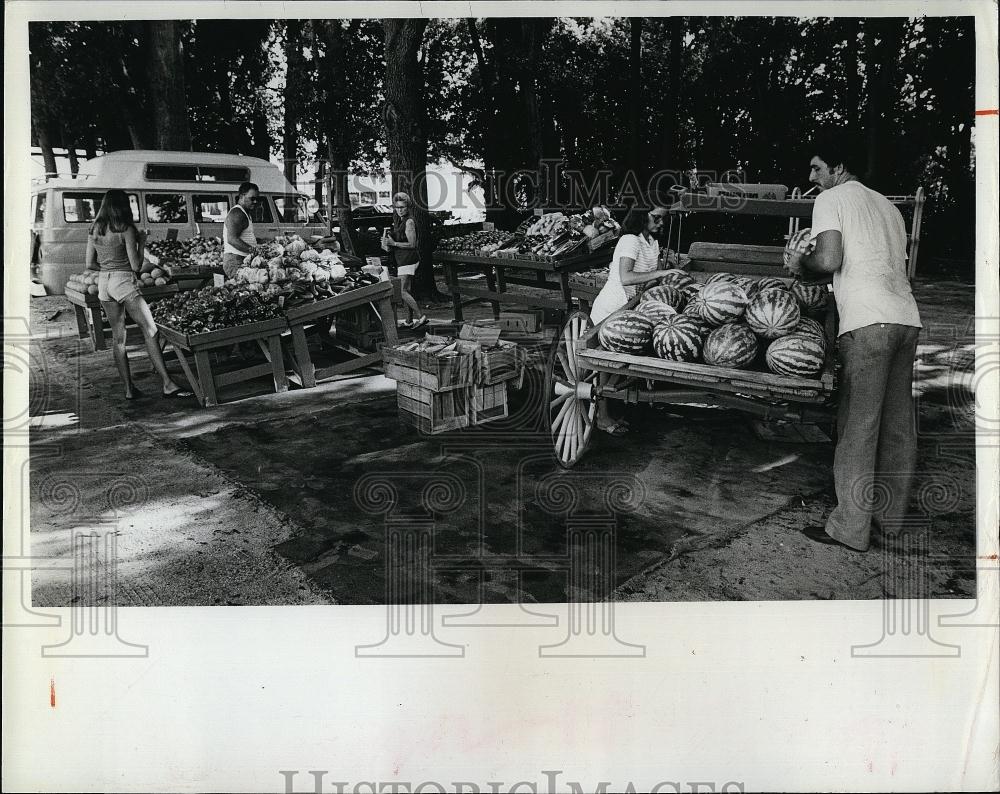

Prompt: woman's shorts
[98,271,140,303]
[396,263,418,277]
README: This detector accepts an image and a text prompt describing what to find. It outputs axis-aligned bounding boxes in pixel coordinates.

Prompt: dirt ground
[22,277,979,606]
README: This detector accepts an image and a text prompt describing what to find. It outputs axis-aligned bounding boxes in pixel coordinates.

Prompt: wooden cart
[546,185,927,467]
[436,248,614,324]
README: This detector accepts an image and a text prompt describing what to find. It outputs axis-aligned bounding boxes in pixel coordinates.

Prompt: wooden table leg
[194,350,218,407]
[559,272,573,314]
[171,345,204,405]
[484,266,501,320]
[73,305,89,340]
[290,325,316,388]
[267,334,288,393]
[447,263,463,322]
[375,296,399,347]
[88,306,106,350]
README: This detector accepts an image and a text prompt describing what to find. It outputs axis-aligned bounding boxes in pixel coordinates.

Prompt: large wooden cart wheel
[546,311,597,468]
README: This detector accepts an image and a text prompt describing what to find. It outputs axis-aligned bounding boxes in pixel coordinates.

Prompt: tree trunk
[145,21,192,150]
[64,131,80,176]
[283,20,306,185]
[315,159,326,206]
[658,17,683,174]
[329,143,355,255]
[466,19,501,216]
[627,18,643,178]
[843,18,863,135]
[864,18,907,189]
[36,121,58,179]
[383,19,439,299]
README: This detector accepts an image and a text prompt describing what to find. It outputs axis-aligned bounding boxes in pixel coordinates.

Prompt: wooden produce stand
[283,280,399,387]
[156,318,290,407]
[435,248,614,324]
[65,283,179,351]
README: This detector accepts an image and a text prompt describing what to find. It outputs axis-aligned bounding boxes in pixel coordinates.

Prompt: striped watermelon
[745,288,801,339]
[598,310,655,354]
[791,280,829,312]
[783,227,815,266]
[680,282,703,303]
[706,271,739,285]
[695,281,748,325]
[766,333,826,377]
[635,300,678,325]
[658,269,695,290]
[640,284,684,309]
[652,314,705,361]
[703,323,758,368]
[747,276,788,298]
[793,316,827,346]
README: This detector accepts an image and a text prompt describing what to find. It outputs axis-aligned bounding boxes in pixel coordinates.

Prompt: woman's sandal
[597,421,629,436]
[124,387,144,401]
[162,387,194,399]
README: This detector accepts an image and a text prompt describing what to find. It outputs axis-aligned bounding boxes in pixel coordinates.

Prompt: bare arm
[86,236,99,270]
[619,257,664,287]
[785,230,843,277]
[388,218,418,250]
[224,209,255,254]
[123,226,144,272]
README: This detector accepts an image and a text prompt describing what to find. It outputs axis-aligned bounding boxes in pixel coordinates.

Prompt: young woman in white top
[590,205,671,434]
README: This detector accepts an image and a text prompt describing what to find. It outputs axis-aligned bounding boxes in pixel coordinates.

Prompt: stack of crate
[383,327,528,434]
[383,338,479,434]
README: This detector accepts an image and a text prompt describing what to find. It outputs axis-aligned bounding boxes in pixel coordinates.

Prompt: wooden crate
[396,382,470,434]
[470,382,508,425]
[478,340,524,385]
[383,343,477,392]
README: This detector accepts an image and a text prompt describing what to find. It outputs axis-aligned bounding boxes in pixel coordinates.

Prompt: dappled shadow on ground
[182,395,832,604]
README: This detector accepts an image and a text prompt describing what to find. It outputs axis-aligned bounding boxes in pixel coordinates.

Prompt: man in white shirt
[223,182,261,279]
[785,136,922,552]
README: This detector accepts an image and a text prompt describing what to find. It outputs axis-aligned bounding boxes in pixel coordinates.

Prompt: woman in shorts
[382,191,427,329]
[85,189,192,400]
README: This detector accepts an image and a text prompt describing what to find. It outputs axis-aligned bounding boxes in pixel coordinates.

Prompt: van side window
[146,193,189,223]
[34,193,47,223]
[247,195,273,224]
[193,194,230,223]
[63,192,140,223]
[274,195,307,224]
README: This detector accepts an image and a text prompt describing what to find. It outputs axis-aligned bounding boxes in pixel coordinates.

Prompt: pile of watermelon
[597,269,830,378]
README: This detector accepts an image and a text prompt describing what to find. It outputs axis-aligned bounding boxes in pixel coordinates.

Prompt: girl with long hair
[86,189,192,400]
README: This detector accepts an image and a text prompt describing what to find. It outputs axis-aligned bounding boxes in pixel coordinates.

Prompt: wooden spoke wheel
[545,311,597,468]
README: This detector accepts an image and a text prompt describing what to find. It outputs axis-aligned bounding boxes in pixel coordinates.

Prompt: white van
[31,150,328,293]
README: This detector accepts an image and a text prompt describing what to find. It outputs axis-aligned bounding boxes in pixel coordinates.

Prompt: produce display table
[435,249,614,324]
[283,280,399,387]
[156,317,289,408]
[65,284,179,351]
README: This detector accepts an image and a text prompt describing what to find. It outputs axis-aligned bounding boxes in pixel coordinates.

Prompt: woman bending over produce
[589,204,670,435]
